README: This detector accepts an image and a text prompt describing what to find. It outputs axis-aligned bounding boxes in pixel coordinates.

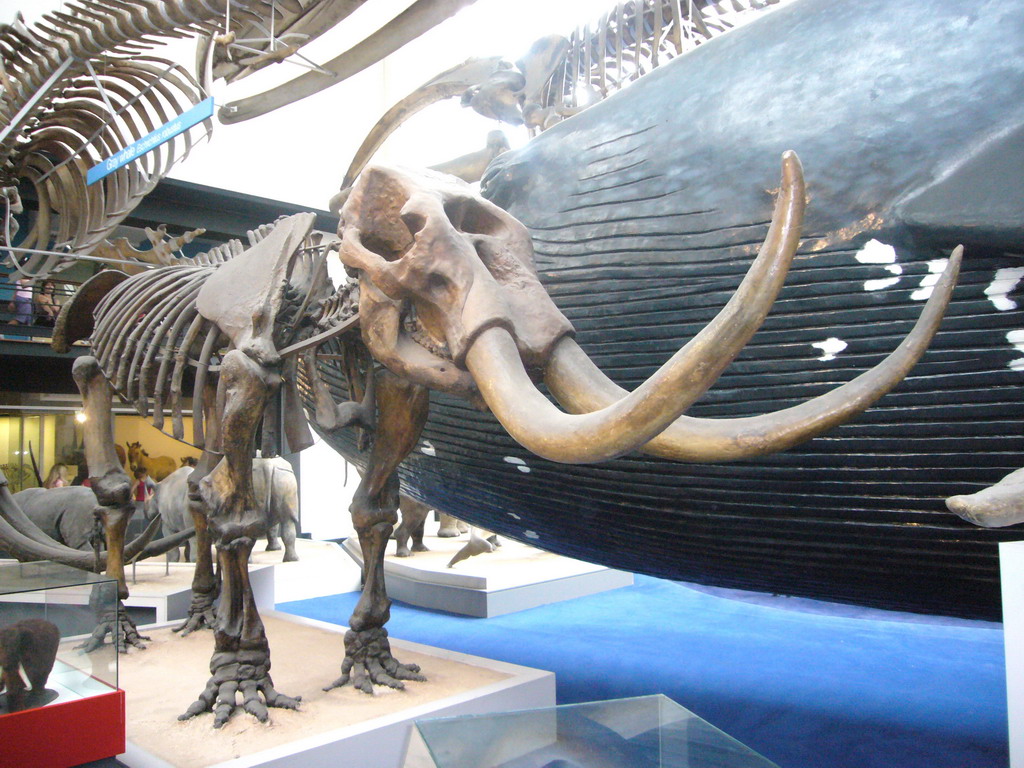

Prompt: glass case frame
[403,693,780,768]
[0,560,125,767]
[0,560,118,712]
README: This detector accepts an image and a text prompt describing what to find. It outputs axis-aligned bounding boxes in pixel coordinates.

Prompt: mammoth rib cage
[86,240,345,446]
[91,265,219,446]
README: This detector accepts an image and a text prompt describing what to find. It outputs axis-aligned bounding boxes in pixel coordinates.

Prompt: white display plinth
[125,561,274,622]
[118,611,555,768]
[0,559,270,625]
[252,538,362,603]
[123,562,196,623]
[343,534,633,618]
[1002,540,1024,767]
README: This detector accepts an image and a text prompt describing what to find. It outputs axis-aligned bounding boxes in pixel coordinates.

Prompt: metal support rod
[224,41,333,74]
[83,59,117,116]
[2,244,158,269]
[270,0,276,51]
[0,57,74,145]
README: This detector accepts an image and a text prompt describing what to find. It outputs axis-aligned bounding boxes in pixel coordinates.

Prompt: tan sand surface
[121,615,511,767]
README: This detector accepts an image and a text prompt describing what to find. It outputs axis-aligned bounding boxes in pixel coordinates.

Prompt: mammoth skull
[339,155,961,466]
[339,165,573,396]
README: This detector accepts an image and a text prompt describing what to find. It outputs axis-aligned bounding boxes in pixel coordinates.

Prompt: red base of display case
[0,687,125,768]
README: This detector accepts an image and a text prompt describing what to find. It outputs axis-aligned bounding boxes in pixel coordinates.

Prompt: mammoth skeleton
[49,153,958,726]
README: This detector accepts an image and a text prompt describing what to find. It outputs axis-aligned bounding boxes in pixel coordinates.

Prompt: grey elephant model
[12,487,105,552]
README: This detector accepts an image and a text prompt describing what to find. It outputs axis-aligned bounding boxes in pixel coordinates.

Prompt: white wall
[1003,541,1024,767]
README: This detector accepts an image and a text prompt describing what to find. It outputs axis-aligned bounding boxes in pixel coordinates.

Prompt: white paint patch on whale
[855,239,898,264]
[864,264,904,292]
[856,240,904,291]
[504,456,531,473]
[1008,329,1024,372]
[985,267,1024,311]
[911,259,948,301]
[524,530,539,540]
[419,441,436,457]
[865,274,901,291]
[812,337,848,361]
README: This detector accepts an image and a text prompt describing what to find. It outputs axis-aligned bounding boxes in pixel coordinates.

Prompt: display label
[87,97,214,185]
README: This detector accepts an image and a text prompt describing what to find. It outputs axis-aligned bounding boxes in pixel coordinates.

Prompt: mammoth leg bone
[180,351,300,728]
[72,356,149,653]
[175,377,222,636]
[175,457,220,636]
[947,467,1024,528]
[302,348,376,433]
[325,370,428,694]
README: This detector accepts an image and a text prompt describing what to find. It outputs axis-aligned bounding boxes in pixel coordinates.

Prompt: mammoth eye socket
[401,211,427,237]
[443,198,467,229]
[460,204,503,236]
[360,231,407,261]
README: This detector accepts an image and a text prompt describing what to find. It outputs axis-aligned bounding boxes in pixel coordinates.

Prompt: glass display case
[402,694,780,768]
[0,561,124,767]
[0,560,118,711]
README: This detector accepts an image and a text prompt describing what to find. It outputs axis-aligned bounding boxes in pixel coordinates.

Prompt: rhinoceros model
[150,459,299,562]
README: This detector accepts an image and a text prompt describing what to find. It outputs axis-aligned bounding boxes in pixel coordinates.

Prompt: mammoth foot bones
[179,644,301,728]
[173,582,219,637]
[324,627,426,694]
[78,600,150,654]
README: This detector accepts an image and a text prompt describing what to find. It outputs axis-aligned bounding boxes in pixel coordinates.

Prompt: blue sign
[87,97,215,185]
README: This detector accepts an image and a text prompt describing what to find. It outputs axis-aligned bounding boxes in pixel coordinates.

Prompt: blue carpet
[278,575,1008,768]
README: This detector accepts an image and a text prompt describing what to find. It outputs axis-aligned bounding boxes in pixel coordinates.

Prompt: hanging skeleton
[0,1,238,278]
[538,0,786,122]
[0,0,473,280]
[332,0,784,206]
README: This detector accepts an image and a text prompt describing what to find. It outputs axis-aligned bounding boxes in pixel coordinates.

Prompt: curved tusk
[545,246,963,462]
[466,325,704,463]
[123,513,164,561]
[549,151,804,417]
[128,526,197,563]
[335,56,504,204]
[463,153,806,464]
[0,484,102,571]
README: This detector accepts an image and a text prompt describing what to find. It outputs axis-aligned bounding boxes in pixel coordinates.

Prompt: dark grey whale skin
[323,0,1024,619]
